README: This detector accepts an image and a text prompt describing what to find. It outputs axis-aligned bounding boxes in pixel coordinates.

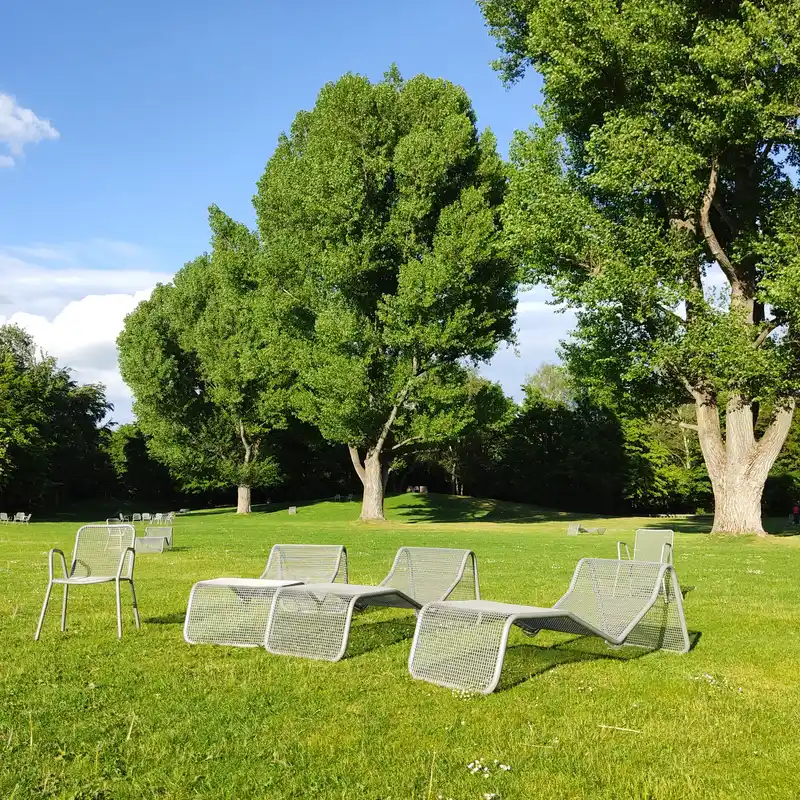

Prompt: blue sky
[0,0,574,421]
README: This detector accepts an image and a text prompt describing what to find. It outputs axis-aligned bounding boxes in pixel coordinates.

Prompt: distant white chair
[134,526,173,553]
[568,522,606,536]
[184,544,348,647]
[0,513,8,524]
[14,512,26,523]
[132,513,142,522]
[142,513,152,522]
[265,547,479,662]
[618,529,674,564]
[34,524,140,640]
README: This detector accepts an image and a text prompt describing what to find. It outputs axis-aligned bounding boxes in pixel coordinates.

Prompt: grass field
[1,494,799,799]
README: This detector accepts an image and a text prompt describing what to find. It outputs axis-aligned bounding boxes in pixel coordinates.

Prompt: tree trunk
[237,485,251,515]
[349,445,387,521]
[695,395,794,535]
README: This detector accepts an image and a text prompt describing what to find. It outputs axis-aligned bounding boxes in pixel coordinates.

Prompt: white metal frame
[34,524,140,640]
[618,528,674,564]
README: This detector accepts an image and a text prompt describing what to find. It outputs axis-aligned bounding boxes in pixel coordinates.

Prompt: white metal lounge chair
[34,524,140,640]
[134,526,173,553]
[264,547,479,662]
[0,513,8,524]
[184,544,348,647]
[408,558,689,694]
[567,523,606,536]
[14,512,26,523]
[618,528,674,563]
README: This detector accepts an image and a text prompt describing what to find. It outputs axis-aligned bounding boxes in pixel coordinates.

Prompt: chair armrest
[661,541,673,564]
[117,547,136,578]
[617,541,631,560]
[48,548,69,580]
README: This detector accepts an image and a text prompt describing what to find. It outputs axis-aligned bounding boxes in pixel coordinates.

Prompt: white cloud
[0,241,172,423]
[0,93,59,167]
[480,287,577,401]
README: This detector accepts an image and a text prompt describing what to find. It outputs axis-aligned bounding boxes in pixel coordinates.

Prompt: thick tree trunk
[695,395,794,535]
[237,485,251,515]
[349,445,388,521]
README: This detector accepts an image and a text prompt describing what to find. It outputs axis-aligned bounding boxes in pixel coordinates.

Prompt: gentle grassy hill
[1,494,799,799]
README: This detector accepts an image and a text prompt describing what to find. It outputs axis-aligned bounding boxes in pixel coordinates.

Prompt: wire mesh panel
[409,558,690,693]
[144,526,173,548]
[184,578,301,647]
[380,547,478,603]
[633,529,674,563]
[135,536,165,553]
[183,544,347,647]
[72,525,135,578]
[261,544,348,583]
[263,548,479,662]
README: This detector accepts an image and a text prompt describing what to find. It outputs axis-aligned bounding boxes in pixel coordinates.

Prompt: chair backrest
[633,529,674,563]
[132,513,142,522]
[567,523,580,536]
[0,513,7,522]
[15,512,25,521]
[70,525,136,579]
[142,513,151,521]
[380,547,479,604]
[145,526,173,546]
[260,544,348,583]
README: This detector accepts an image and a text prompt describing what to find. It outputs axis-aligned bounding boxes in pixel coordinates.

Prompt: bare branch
[348,445,366,484]
[753,319,782,349]
[700,156,740,291]
[678,422,699,432]
[391,435,424,452]
[238,419,252,464]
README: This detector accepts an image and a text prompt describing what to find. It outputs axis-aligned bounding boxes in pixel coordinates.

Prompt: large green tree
[481,0,800,532]
[254,69,517,519]
[118,208,291,512]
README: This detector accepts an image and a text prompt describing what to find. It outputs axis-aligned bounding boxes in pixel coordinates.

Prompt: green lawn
[1,494,799,799]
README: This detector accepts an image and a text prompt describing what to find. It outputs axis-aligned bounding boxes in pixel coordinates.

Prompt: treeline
[3,321,798,516]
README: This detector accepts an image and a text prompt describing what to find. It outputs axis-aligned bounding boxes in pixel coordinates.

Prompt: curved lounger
[264,547,479,662]
[409,558,689,694]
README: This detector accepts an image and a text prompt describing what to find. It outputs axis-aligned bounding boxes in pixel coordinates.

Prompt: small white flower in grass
[483,794,501,800]
[499,764,511,771]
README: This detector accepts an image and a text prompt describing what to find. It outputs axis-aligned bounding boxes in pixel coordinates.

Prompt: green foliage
[482,0,800,407]
[254,69,516,463]
[118,209,291,493]
[0,324,113,508]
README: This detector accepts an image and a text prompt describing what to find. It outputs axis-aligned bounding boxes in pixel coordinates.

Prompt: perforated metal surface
[184,579,301,646]
[35,525,140,640]
[633,529,674,563]
[261,544,348,582]
[264,547,479,662]
[135,536,166,553]
[183,544,348,647]
[409,558,690,693]
[68,525,136,579]
[145,526,173,549]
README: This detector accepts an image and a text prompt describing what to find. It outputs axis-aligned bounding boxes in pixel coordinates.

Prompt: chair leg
[34,581,54,641]
[115,580,123,639]
[61,584,69,631]
[129,580,140,629]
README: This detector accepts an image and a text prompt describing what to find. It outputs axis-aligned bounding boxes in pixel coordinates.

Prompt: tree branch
[658,304,686,327]
[348,445,366,484]
[678,422,699,432]
[391,435,424,452]
[700,156,740,292]
[238,419,251,464]
[753,319,782,349]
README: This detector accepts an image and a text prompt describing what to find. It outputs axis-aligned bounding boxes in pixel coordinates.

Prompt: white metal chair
[132,513,142,522]
[408,558,689,694]
[14,512,26,523]
[34,524,140,640]
[22,513,31,524]
[142,513,152,522]
[568,522,606,536]
[618,529,674,564]
[265,547,479,662]
[134,526,174,553]
[184,544,348,647]
[0,513,8,524]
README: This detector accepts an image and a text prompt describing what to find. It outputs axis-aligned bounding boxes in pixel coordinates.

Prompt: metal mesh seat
[34,524,140,640]
[408,558,689,694]
[618,528,674,563]
[184,544,348,647]
[135,526,174,553]
[265,547,479,662]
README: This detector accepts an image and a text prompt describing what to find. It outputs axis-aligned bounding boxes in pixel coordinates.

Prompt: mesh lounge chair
[264,547,479,662]
[408,558,689,694]
[0,513,8,524]
[184,544,348,647]
[34,524,140,640]
[618,529,674,563]
[567,523,606,536]
[14,512,26,523]
[134,526,174,553]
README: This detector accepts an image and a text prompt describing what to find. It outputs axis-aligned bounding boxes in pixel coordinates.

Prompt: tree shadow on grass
[145,611,186,625]
[346,617,417,658]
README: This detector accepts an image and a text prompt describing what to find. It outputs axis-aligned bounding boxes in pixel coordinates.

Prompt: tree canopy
[254,68,517,518]
[118,207,292,512]
[480,0,800,532]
